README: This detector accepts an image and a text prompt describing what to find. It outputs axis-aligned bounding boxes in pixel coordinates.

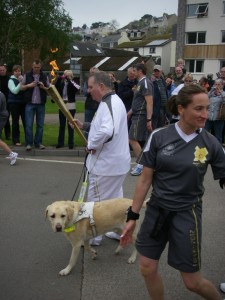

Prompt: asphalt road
[0,153,225,300]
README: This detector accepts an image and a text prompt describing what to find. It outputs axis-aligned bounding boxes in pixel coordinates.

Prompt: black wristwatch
[146,118,152,122]
[126,206,140,222]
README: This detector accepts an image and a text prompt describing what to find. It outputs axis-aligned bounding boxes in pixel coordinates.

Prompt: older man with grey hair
[74,71,131,244]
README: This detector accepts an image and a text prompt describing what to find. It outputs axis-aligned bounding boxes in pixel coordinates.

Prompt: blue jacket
[151,77,168,118]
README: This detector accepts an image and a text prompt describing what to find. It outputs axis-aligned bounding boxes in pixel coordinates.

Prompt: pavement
[0,116,225,300]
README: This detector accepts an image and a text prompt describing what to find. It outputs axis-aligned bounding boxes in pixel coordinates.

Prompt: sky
[62,0,178,28]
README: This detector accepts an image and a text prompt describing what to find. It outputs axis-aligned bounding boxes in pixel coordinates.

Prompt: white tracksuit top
[86,92,131,176]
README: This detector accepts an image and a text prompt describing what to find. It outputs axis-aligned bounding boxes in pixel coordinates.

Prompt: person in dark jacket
[0,64,10,139]
[84,67,99,120]
[8,65,25,146]
[118,67,138,130]
[108,72,119,94]
[21,59,49,150]
[55,70,80,149]
[150,65,169,129]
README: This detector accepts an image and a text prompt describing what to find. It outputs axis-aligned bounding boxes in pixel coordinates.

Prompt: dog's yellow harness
[64,202,97,236]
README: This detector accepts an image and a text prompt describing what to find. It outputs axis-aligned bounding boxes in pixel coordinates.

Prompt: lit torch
[48,48,87,145]
[47,85,87,145]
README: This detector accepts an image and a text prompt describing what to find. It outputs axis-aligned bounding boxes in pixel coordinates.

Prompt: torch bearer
[47,85,87,145]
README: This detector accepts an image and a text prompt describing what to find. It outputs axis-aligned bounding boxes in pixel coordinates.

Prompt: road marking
[14,157,84,164]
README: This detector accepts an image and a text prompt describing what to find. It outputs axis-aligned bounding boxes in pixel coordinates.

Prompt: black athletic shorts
[136,198,202,273]
[129,114,148,142]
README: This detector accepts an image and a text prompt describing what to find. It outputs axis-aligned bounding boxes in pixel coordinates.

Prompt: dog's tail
[142,198,150,209]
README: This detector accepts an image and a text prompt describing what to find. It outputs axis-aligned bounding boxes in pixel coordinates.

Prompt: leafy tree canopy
[90,22,109,29]
[0,0,73,66]
[141,14,153,20]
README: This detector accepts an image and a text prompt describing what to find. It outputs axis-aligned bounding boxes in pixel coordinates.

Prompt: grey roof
[71,42,104,57]
[146,39,170,46]
[47,42,144,72]
[99,34,121,43]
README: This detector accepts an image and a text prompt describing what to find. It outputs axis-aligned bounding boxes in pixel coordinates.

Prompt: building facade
[176,0,225,80]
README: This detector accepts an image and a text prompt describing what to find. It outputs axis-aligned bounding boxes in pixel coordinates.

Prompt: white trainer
[105,232,120,240]
[9,152,18,165]
[130,164,143,176]
[89,235,103,246]
[220,283,225,293]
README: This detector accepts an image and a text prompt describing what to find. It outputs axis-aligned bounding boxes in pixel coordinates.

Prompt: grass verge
[4,99,85,147]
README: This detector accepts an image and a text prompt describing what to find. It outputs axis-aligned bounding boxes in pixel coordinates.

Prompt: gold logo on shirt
[193,146,208,164]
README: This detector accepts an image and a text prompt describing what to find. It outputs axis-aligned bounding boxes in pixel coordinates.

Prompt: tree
[90,22,109,29]
[109,19,119,30]
[0,0,73,66]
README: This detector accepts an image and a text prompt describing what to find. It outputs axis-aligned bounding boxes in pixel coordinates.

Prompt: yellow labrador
[45,198,142,276]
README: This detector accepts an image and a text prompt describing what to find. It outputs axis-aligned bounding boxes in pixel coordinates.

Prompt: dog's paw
[59,266,71,276]
[127,249,137,264]
[127,256,136,264]
[115,244,122,255]
[92,251,97,260]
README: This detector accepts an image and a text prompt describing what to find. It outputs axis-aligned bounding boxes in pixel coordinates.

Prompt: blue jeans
[205,120,224,144]
[25,103,45,146]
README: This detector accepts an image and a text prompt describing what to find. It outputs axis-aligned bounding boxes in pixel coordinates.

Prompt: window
[195,3,208,15]
[130,32,134,38]
[223,1,225,14]
[187,3,208,17]
[220,60,225,68]
[186,60,204,73]
[222,31,225,43]
[137,31,141,38]
[149,47,156,54]
[186,32,206,44]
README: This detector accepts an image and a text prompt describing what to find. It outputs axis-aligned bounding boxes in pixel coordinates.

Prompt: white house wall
[170,41,176,68]
[185,0,225,80]
[161,43,171,74]
[186,0,224,44]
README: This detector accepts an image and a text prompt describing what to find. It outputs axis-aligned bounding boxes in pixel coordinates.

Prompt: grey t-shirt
[131,77,153,115]
[141,124,225,210]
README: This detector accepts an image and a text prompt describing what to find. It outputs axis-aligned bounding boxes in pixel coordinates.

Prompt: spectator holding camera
[55,70,80,149]
[21,59,50,150]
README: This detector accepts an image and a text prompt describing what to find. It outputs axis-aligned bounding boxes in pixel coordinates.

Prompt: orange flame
[49,59,59,84]
[51,48,59,53]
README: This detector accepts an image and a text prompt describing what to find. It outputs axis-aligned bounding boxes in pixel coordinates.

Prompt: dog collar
[64,224,76,233]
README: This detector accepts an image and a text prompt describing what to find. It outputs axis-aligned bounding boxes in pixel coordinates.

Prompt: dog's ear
[45,206,49,221]
[66,206,74,222]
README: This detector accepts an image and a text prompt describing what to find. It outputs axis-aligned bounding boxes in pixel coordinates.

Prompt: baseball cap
[153,65,162,71]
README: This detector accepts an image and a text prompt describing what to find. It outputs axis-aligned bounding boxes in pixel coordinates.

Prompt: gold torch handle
[47,85,87,145]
